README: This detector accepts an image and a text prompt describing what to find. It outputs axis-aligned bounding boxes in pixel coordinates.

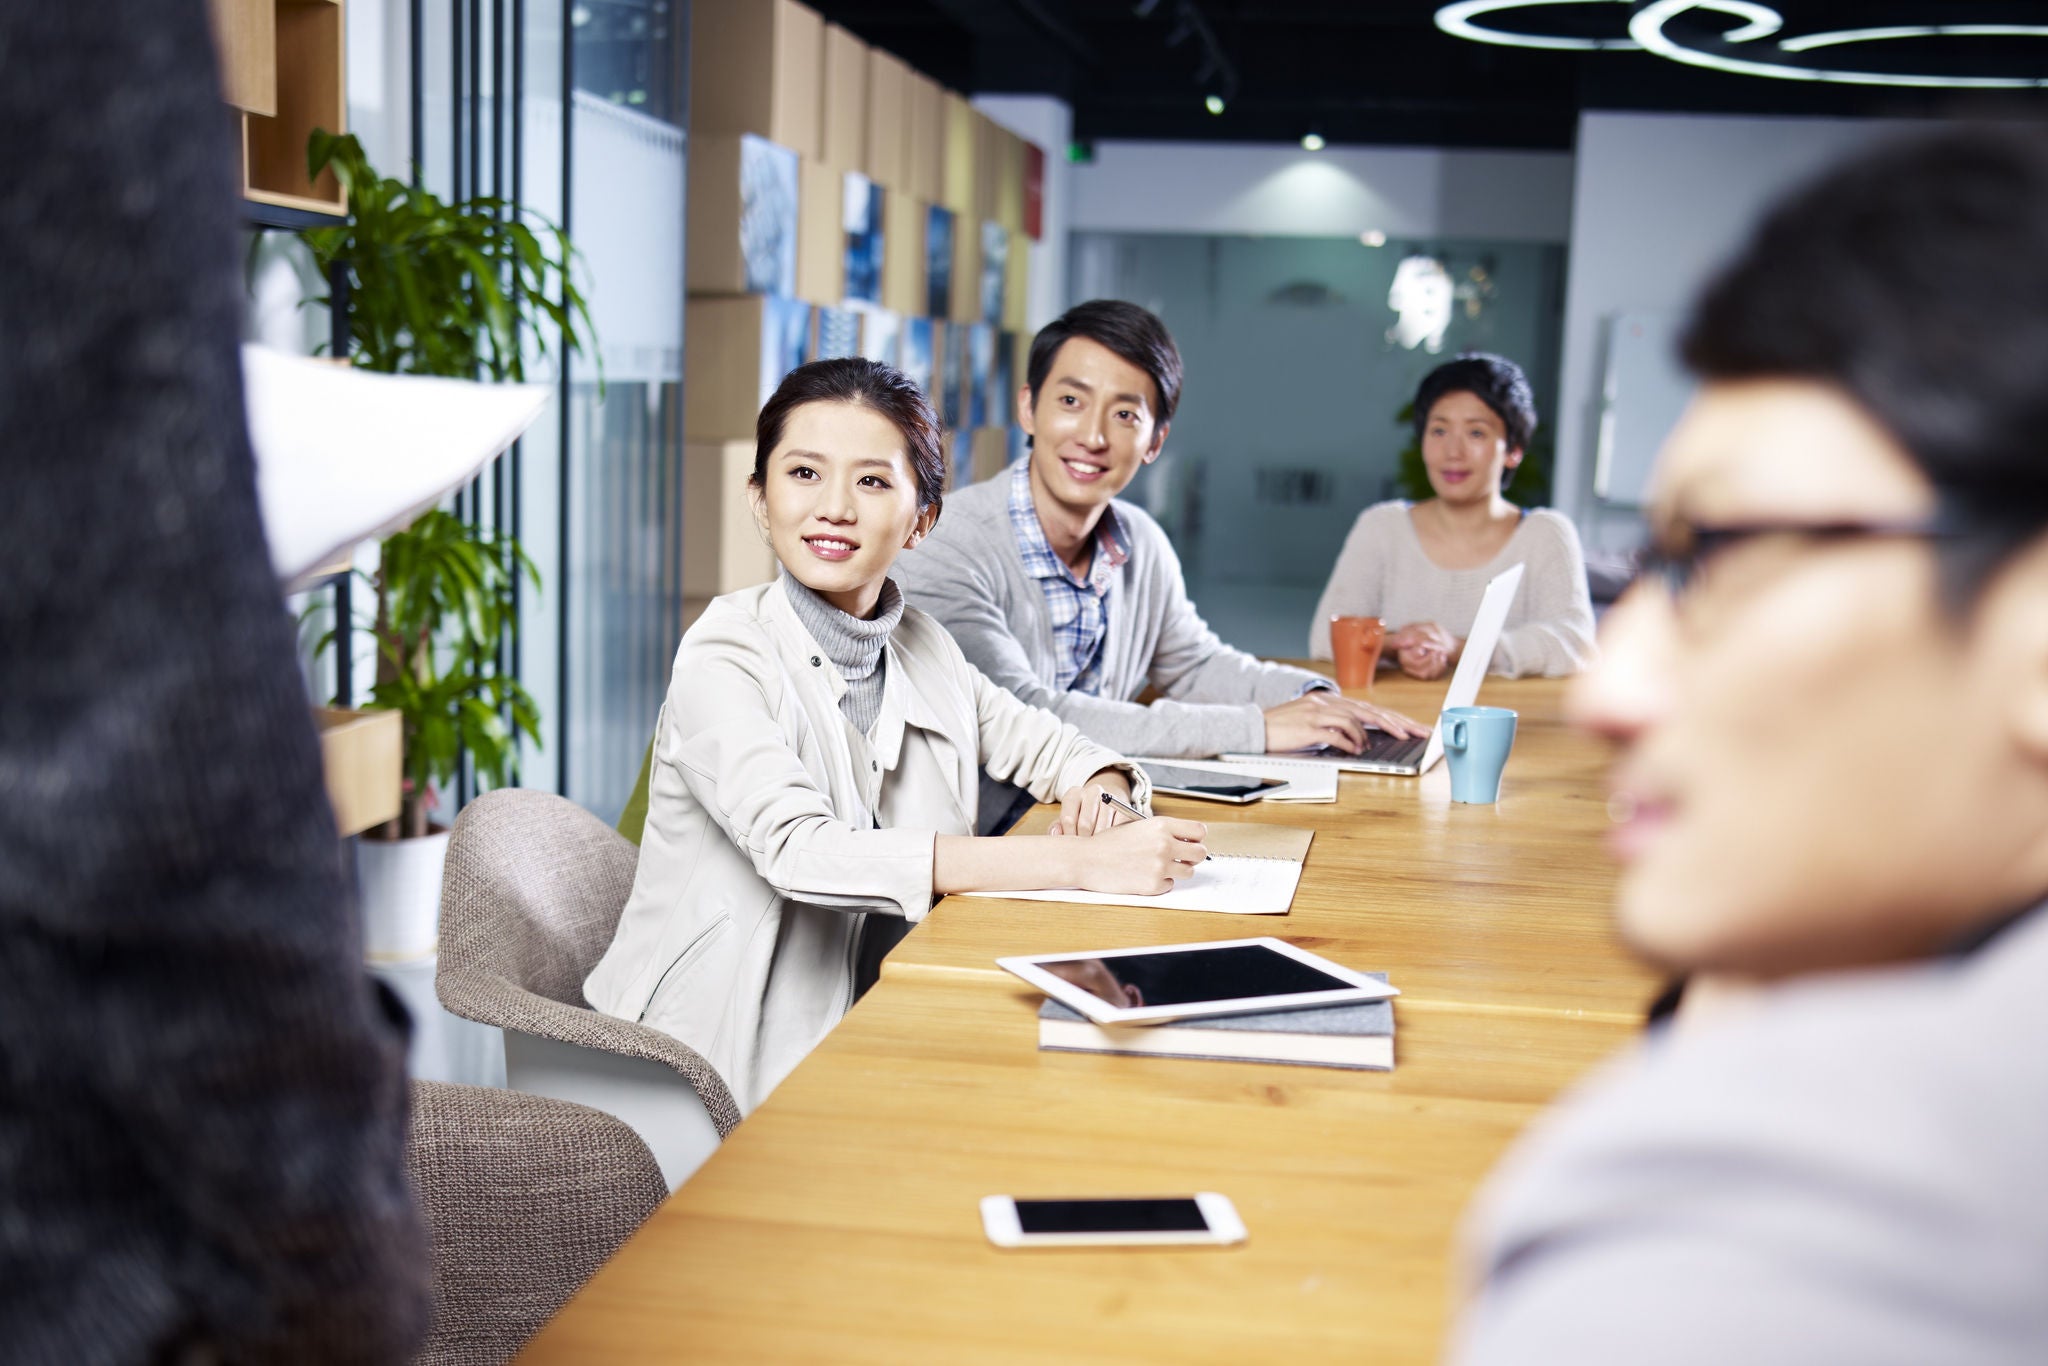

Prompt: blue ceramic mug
[1442,706,1518,804]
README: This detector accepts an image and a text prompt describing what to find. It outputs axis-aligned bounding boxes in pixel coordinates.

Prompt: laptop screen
[1419,562,1525,773]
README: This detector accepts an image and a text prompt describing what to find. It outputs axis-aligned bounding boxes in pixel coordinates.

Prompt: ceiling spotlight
[1205,93,1227,115]
[1360,230,1387,247]
[1301,131,1327,151]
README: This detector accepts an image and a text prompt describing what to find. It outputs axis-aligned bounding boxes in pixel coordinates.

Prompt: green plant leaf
[289,130,577,815]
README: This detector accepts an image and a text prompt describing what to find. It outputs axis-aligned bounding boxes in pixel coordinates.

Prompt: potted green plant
[298,130,595,959]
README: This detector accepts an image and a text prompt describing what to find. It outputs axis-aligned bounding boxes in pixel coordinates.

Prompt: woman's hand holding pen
[934,778,1205,898]
[1051,773,1136,836]
[1069,816,1208,895]
[1046,782,1207,895]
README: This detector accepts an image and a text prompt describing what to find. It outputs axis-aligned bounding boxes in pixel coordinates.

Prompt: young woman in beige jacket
[585,358,1208,1114]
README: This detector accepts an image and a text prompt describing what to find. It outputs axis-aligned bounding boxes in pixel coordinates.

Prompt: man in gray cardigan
[897,301,1424,830]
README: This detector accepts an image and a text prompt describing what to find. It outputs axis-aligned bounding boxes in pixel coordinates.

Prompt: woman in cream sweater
[585,358,1207,1113]
[1310,354,1595,679]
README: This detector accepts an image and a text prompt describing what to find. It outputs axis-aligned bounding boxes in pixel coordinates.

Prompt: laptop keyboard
[1357,731,1430,766]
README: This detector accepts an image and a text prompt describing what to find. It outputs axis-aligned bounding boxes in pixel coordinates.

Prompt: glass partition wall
[403,0,686,823]
[558,7,688,824]
[1069,232,1563,657]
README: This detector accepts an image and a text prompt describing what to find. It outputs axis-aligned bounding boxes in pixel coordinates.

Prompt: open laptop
[1223,562,1525,778]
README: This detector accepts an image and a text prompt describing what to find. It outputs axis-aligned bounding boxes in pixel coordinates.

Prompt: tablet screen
[1040,943,1350,1011]
[1139,762,1284,800]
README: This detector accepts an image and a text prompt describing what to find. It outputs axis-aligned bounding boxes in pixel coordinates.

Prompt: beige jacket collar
[761,578,955,777]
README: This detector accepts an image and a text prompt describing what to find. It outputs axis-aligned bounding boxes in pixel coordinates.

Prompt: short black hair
[752,357,947,515]
[1411,353,1537,454]
[1683,125,2048,600]
[1026,299,1183,428]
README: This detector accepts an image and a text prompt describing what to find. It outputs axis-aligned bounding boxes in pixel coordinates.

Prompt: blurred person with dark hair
[0,3,427,1361]
[585,358,1207,1114]
[1451,125,2048,1366]
[1310,353,1595,678]
[899,299,1427,833]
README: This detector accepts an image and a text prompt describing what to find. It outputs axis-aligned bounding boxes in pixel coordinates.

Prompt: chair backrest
[406,1080,665,1365]
[439,789,638,1007]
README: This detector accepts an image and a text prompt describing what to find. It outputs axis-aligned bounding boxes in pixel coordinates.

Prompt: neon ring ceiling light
[1436,1,2048,89]
[1433,0,1780,52]
[1630,3,2048,88]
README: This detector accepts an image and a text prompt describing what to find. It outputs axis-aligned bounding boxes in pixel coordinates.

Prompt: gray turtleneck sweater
[780,570,905,736]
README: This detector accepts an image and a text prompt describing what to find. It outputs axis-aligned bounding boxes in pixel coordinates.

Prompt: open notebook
[959,823,1314,915]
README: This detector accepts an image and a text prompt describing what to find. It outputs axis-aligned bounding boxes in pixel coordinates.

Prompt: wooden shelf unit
[212,0,348,218]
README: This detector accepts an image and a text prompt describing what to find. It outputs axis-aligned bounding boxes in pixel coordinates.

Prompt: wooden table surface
[891,675,1655,1023]
[521,674,1651,1365]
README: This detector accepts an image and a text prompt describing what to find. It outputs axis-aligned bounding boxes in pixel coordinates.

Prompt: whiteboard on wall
[1594,311,1694,508]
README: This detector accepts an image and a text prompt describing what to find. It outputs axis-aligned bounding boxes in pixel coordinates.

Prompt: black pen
[1100,789,1208,861]
[1098,789,1148,822]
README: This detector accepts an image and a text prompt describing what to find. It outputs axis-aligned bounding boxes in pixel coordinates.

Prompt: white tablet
[996,937,1397,1027]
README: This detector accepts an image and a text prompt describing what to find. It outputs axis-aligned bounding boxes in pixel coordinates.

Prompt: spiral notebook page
[959,823,1313,915]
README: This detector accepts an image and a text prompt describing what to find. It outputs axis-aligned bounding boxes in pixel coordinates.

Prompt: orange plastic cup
[1330,616,1386,691]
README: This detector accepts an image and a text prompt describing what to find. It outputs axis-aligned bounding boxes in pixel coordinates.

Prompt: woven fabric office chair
[406,1080,665,1366]
[436,789,740,1187]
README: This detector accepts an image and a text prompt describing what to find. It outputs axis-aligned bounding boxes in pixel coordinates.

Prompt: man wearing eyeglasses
[1451,126,2048,1364]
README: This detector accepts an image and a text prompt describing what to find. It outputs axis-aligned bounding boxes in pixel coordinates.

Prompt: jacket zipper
[637,917,728,1024]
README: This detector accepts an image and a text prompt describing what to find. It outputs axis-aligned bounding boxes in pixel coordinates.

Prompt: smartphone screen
[1013,1197,1209,1235]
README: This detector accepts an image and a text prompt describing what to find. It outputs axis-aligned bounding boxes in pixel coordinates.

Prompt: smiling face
[1019,336,1167,519]
[749,400,936,619]
[1570,378,2048,979]
[1421,390,1521,506]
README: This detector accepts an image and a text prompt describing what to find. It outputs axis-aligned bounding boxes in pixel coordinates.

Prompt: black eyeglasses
[1637,515,1961,602]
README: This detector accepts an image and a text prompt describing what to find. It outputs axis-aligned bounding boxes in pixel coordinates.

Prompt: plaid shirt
[1006,458,1129,696]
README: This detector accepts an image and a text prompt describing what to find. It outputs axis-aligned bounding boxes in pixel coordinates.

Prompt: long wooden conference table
[522,674,1656,1364]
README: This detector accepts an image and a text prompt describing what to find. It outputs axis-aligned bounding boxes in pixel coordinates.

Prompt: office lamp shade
[242,345,552,591]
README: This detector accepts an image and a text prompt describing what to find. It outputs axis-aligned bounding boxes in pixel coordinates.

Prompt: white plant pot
[355,828,451,963]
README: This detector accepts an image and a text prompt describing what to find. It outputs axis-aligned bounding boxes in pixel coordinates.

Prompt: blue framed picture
[926,205,955,318]
[991,329,1016,426]
[843,173,884,305]
[737,135,799,297]
[980,221,1008,324]
[940,320,965,431]
[899,317,935,396]
[968,323,995,429]
[858,308,901,369]
[815,305,860,360]
[757,296,812,407]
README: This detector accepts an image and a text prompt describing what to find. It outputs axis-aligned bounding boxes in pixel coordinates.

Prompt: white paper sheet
[243,345,553,589]
[960,854,1302,915]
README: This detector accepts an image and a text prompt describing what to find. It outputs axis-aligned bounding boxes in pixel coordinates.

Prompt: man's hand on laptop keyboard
[1263,691,1428,755]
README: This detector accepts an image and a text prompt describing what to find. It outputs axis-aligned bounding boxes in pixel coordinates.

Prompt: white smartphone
[979,1193,1246,1249]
